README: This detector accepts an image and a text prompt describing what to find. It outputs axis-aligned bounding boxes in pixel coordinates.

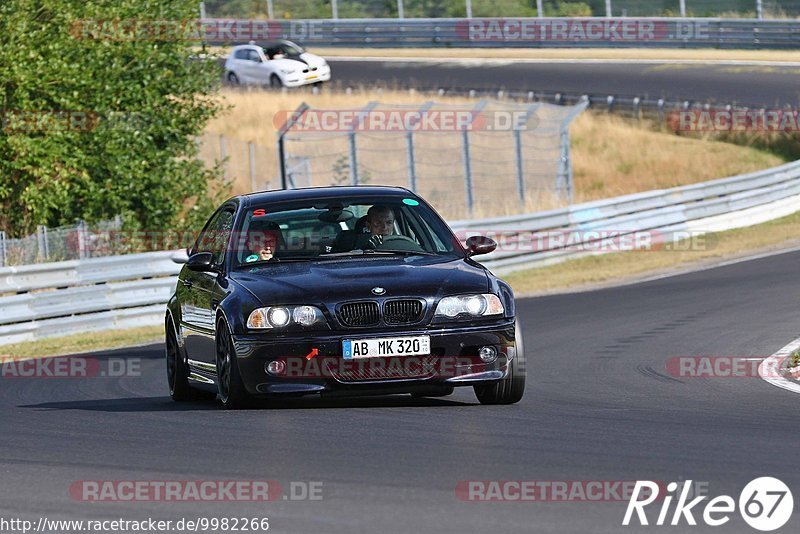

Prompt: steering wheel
[376,235,425,252]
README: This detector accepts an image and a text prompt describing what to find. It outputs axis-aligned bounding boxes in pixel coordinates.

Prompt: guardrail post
[406,102,432,194]
[556,101,588,204]
[349,132,359,186]
[462,130,473,216]
[605,0,612,17]
[514,129,525,208]
[514,103,541,209]
[406,132,417,192]
[536,0,544,17]
[466,0,472,18]
[77,220,88,260]
[37,225,49,262]
[756,0,763,19]
[276,103,310,190]
[679,0,686,17]
[461,100,488,217]
[332,0,338,19]
[248,141,257,191]
[0,231,6,267]
[266,0,274,19]
[397,0,404,19]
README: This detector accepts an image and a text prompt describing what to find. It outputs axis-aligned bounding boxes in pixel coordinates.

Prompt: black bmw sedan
[166,186,525,409]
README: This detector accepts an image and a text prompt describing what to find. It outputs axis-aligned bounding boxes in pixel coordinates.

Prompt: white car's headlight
[280,69,297,75]
[434,294,504,319]
[247,305,325,329]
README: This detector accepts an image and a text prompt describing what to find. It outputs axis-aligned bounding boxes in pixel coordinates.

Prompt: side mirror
[171,249,189,264]
[187,252,217,272]
[465,236,497,257]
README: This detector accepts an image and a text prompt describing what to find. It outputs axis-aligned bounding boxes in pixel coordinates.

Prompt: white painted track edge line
[759,337,800,395]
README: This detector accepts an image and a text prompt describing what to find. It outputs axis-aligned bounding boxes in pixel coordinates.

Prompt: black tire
[270,74,283,88]
[166,318,195,401]
[216,319,251,410]
[227,72,240,85]
[474,321,526,405]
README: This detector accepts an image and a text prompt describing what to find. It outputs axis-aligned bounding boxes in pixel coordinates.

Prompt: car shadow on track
[18,394,476,412]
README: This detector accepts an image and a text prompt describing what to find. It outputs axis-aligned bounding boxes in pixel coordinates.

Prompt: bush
[0,0,226,237]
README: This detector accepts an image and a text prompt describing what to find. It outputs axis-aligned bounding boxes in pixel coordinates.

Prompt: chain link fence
[0,219,125,267]
[270,99,587,220]
[202,0,800,19]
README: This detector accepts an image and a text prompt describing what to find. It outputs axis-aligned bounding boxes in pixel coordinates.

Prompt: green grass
[0,326,162,361]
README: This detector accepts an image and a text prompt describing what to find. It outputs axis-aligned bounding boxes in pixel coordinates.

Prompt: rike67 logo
[623,477,793,531]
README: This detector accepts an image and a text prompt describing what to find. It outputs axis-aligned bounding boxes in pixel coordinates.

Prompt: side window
[247,49,262,62]
[195,209,235,266]
[234,49,248,60]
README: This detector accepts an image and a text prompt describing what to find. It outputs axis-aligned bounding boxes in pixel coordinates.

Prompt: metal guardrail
[451,159,800,273]
[203,18,800,49]
[2,160,800,345]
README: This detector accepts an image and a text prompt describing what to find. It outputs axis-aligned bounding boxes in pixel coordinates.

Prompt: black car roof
[241,186,415,207]
[247,40,296,48]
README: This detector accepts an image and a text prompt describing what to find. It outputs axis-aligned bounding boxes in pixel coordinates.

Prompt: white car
[224,40,331,88]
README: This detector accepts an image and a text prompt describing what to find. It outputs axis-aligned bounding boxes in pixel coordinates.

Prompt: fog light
[266,360,286,376]
[479,346,498,363]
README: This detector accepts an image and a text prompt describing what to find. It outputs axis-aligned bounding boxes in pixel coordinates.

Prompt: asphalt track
[328,59,800,108]
[2,249,799,533]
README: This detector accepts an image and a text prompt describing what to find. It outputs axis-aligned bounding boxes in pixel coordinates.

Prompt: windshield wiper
[361,249,438,256]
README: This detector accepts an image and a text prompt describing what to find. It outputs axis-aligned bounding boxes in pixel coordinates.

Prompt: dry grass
[504,210,800,295]
[569,113,783,201]
[204,89,783,215]
[0,326,163,360]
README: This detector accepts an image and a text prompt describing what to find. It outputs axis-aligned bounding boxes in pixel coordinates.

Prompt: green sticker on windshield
[402,198,420,206]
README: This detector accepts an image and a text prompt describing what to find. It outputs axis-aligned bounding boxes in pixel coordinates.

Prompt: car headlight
[434,294,504,319]
[247,305,325,329]
[280,69,296,75]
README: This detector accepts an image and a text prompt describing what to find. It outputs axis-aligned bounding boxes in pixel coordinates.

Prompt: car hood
[299,52,326,68]
[230,256,489,306]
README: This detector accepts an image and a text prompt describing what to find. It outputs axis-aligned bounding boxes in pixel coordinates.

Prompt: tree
[0,0,225,237]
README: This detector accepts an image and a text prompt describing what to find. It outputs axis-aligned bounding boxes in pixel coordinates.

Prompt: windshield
[233,196,461,267]
[263,41,304,59]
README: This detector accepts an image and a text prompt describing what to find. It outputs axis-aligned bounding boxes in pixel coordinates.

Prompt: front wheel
[474,321,526,405]
[216,320,251,409]
[270,74,283,88]
[166,319,194,401]
[227,72,240,85]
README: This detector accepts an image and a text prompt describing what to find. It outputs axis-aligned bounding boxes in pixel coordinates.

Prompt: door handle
[183,278,193,288]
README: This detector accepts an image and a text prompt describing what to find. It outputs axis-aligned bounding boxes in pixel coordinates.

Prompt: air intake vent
[338,301,380,327]
[384,300,424,325]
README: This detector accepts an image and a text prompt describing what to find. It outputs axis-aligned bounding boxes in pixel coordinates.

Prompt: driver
[244,227,280,263]
[359,205,395,249]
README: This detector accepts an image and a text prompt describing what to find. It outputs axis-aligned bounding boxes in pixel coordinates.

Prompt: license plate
[343,335,430,359]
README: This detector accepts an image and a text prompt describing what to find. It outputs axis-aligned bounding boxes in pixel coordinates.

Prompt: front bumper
[232,321,516,397]
[283,66,332,87]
